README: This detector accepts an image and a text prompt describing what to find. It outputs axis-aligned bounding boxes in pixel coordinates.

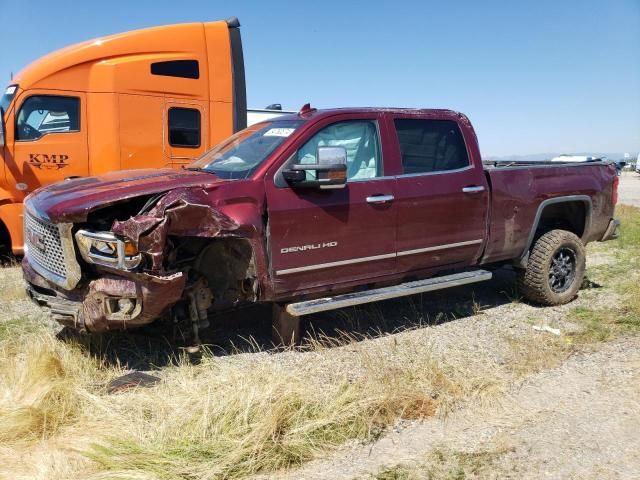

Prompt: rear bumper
[600,218,620,242]
[23,257,186,332]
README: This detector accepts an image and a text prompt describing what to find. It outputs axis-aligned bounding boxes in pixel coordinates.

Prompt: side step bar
[286,269,492,317]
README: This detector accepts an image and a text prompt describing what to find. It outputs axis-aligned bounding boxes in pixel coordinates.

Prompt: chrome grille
[24,210,68,279]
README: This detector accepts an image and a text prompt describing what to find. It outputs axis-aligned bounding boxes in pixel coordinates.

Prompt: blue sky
[0,0,638,157]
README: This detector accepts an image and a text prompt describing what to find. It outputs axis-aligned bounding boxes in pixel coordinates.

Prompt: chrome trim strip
[396,164,474,178]
[276,252,396,275]
[275,239,484,275]
[396,239,483,257]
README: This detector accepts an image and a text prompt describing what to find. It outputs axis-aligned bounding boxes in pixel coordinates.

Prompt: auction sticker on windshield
[264,128,295,137]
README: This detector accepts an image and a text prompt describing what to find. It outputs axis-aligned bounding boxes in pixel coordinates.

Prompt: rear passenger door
[389,115,489,273]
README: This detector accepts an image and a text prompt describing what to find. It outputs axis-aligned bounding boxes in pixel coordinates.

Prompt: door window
[16,95,80,141]
[168,107,201,147]
[394,119,470,174]
[297,120,382,180]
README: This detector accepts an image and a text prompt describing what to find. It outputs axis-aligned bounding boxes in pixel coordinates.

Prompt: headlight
[75,229,142,270]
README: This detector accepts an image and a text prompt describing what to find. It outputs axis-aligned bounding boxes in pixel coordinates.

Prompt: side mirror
[283,146,348,189]
[0,108,5,147]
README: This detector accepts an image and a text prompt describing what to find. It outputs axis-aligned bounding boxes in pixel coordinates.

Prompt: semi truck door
[164,101,208,167]
[10,92,88,192]
[389,117,488,272]
[265,115,397,294]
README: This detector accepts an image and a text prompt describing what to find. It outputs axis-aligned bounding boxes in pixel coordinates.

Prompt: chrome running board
[286,269,493,317]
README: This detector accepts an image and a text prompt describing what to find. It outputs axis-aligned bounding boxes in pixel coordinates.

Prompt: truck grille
[24,210,68,280]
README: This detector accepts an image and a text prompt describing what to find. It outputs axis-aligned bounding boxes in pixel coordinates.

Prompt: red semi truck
[22,106,620,342]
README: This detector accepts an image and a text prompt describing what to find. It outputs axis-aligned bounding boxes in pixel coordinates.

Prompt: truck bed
[481,160,617,264]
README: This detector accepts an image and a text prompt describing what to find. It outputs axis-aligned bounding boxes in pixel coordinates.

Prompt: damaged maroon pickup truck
[23,106,620,342]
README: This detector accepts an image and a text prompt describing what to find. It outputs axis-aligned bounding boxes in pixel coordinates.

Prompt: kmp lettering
[281,241,338,254]
[28,153,70,170]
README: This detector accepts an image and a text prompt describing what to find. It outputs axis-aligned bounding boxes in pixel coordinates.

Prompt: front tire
[517,229,586,306]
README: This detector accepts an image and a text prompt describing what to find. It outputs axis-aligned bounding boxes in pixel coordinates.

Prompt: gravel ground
[270,337,640,480]
[619,171,640,207]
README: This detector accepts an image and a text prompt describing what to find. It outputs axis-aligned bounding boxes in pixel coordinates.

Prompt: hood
[26,168,227,223]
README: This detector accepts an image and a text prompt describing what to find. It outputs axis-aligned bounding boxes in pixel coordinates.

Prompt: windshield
[188,119,303,179]
[0,85,17,119]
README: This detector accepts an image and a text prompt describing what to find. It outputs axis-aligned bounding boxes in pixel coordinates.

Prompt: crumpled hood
[25,168,226,223]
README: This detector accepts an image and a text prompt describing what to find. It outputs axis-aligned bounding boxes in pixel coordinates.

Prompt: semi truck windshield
[0,85,17,118]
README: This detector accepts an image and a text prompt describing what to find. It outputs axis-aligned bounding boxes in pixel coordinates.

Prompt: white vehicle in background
[636,153,640,173]
[550,154,604,163]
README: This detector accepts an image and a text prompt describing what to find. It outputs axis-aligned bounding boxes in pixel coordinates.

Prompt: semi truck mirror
[0,108,5,147]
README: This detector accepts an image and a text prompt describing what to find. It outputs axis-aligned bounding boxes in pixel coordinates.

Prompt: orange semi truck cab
[0,17,248,255]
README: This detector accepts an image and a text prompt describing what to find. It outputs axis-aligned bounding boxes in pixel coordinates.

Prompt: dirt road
[272,337,640,480]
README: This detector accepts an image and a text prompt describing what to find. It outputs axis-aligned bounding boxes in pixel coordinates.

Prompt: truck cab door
[163,101,208,168]
[387,115,489,272]
[10,91,88,192]
[265,114,397,295]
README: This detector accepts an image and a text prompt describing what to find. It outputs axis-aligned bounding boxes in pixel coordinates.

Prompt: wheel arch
[515,195,592,268]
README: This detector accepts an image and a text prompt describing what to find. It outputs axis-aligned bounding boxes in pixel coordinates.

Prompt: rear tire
[517,229,585,306]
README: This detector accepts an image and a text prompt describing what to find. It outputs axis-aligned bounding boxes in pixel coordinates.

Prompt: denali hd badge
[28,153,69,170]
[281,241,338,254]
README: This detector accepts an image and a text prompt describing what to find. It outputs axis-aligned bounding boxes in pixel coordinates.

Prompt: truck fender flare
[515,195,592,268]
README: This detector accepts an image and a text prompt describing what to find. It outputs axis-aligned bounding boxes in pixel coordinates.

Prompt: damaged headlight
[75,230,142,270]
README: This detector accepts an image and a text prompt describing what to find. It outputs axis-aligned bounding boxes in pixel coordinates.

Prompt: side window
[16,95,80,141]
[297,120,382,180]
[394,119,470,174]
[151,60,199,79]
[168,108,201,148]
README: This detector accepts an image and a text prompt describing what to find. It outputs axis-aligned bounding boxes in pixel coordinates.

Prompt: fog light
[117,298,135,315]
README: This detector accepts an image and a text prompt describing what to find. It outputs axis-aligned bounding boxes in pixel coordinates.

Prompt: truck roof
[12,20,233,97]
[271,106,469,123]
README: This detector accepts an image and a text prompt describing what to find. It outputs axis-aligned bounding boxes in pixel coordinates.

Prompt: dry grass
[0,323,493,480]
[0,263,27,302]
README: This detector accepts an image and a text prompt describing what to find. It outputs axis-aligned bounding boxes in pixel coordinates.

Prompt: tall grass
[0,323,494,479]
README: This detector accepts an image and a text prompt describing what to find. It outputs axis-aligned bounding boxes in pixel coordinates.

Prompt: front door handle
[462,185,485,194]
[366,194,395,204]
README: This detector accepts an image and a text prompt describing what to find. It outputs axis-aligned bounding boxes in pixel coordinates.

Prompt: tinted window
[169,108,201,147]
[394,119,470,174]
[298,120,382,180]
[151,60,199,79]
[16,95,80,141]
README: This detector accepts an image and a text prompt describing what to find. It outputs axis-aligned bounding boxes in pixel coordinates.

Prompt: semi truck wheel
[517,229,586,306]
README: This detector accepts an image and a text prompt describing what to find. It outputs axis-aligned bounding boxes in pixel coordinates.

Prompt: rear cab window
[15,95,80,141]
[393,119,470,175]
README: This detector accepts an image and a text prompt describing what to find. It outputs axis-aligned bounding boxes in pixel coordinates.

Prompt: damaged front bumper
[23,257,186,332]
[600,218,620,242]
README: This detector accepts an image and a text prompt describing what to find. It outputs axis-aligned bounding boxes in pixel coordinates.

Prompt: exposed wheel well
[168,236,258,310]
[534,201,588,240]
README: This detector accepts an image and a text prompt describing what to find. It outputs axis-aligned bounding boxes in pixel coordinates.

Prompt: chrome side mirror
[283,146,348,189]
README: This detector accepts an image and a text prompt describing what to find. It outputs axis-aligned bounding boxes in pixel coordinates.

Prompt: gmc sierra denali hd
[22,105,620,343]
